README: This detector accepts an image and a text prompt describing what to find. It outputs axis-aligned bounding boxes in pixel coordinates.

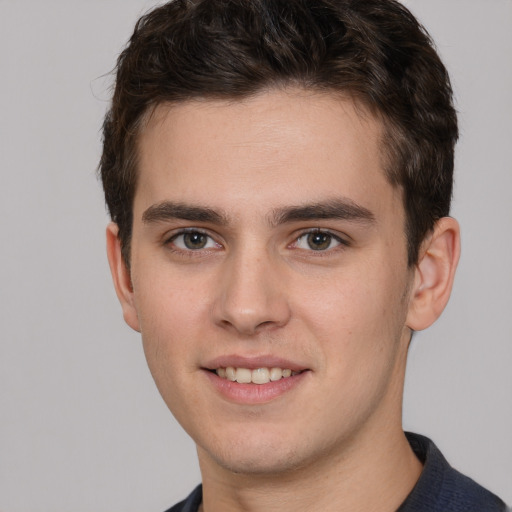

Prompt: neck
[198,426,422,512]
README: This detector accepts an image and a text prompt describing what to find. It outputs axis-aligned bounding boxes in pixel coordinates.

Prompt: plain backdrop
[0,1,511,510]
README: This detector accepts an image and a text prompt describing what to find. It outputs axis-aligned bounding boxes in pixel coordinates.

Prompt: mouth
[213,366,303,385]
[202,356,310,404]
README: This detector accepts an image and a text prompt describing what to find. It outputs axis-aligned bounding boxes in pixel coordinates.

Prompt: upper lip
[203,354,309,372]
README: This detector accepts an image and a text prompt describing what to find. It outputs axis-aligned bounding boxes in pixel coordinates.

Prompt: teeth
[215,367,299,384]
[269,367,282,381]
[235,368,252,384]
[226,367,236,381]
[252,368,270,384]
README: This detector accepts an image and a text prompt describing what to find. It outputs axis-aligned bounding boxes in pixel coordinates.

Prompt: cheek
[298,266,394,333]
[302,266,409,418]
[296,260,409,366]
[135,280,207,424]
[133,268,209,377]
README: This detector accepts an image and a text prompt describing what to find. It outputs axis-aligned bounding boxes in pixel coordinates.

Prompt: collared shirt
[165,432,508,512]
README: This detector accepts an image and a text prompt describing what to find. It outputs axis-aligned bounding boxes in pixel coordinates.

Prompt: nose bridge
[213,241,290,335]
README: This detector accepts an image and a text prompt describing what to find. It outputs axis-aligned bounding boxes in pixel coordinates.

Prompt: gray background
[0,1,510,510]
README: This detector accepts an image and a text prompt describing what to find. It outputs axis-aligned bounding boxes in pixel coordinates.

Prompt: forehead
[134,88,400,221]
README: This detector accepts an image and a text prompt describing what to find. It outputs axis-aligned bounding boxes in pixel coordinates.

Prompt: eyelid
[164,226,203,243]
[290,228,351,251]
[164,227,223,251]
[162,227,350,253]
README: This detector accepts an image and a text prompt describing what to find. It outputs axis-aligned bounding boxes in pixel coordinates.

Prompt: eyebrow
[141,198,376,227]
[142,202,227,225]
[270,198,376,227]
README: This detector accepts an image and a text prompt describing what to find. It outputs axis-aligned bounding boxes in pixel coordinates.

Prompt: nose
[212,248,291,336]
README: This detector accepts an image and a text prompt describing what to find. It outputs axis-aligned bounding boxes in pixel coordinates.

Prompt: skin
[107,89,460,512]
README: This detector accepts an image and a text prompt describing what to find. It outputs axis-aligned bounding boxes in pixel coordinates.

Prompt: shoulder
[399,433,508,512]
[163,485,202,512]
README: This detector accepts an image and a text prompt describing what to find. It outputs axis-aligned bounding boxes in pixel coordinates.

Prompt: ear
[406,217,460,331]
[106,223,141,332]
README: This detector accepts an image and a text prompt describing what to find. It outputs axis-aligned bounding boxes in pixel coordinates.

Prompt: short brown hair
[99,0,458,265]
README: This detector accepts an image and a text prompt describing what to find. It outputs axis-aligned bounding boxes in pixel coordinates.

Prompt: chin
[197,426,331,477]
[210,446,305,476]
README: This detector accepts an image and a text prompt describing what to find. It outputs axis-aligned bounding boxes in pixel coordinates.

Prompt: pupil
[307,232,331,250]
[184,232,207,249]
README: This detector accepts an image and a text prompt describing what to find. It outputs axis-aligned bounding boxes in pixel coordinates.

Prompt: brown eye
[183,232,208,249]
[170,231,219,251]
[294,230,343,252]
[306,232,333,250]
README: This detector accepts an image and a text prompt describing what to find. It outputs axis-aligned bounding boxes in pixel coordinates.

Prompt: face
[120,89,417,477]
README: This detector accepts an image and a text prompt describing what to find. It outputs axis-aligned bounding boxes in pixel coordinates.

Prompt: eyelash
[163,228,350,256]
[165,228,222,256]
[290,229,350,253]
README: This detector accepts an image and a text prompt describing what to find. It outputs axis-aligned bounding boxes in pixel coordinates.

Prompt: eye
[169,230,220,251]
[294,231,343,251]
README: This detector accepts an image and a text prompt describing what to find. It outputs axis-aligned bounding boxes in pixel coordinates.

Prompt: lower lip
[203,370,309,405]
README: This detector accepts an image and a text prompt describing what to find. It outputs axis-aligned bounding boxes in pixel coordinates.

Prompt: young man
[100,1,508,510]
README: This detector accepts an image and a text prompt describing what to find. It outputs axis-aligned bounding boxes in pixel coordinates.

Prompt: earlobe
[406,217,460,331]
[106,223,141,332]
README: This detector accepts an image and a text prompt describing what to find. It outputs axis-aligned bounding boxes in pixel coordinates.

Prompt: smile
[215,367,300,385]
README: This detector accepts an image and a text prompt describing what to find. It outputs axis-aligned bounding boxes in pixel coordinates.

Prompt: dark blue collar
[398,432,507,511]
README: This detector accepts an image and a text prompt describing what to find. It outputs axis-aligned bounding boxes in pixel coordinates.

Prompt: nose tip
[213,256,291,336]
[217,305,288,336]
